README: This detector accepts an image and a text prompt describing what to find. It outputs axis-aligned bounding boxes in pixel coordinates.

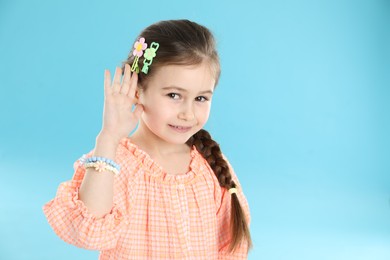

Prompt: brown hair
[122,19,252,253]
[122,19,220,89]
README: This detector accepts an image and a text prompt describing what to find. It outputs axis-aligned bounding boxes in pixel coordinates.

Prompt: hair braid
[186,129,253,252]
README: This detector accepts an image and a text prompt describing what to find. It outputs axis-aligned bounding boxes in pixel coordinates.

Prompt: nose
[178,102,195,121]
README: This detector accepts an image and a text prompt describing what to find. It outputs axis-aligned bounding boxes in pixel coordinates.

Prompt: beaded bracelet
[85,156,121,172]
[84,161,120,175]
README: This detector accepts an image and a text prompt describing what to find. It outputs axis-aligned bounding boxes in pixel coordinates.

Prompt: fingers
[120,64,131,95]
[104,69,112,95]
[112,67,122,93]
[127,71,138,98]
[105,66,139,100]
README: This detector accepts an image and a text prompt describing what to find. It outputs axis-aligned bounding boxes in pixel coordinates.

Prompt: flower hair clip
[130,37,159,74]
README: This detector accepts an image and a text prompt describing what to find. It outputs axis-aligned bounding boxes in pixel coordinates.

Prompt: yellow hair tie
[228,187,237,194]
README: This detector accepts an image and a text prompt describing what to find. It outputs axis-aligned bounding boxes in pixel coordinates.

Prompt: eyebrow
[161,86,213,95]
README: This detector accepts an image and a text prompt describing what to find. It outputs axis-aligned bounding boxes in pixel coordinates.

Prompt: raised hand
[99,64,143,143]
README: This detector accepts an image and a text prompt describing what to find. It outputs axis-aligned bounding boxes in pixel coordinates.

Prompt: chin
[161,131,199,145]
[166,135,194,145]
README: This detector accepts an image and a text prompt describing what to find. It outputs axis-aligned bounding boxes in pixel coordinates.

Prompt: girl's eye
[195,96,209,102]
[167,93,181,100]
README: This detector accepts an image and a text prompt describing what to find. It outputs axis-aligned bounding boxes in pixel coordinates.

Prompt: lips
[168,124,192,133]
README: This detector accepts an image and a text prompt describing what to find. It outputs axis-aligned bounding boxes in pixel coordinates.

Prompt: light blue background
[0,0,389,259]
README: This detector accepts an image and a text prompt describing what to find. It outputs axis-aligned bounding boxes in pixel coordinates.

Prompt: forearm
[79,132,120,218]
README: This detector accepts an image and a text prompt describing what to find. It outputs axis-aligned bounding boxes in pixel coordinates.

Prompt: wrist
[96,130,122,145]
[94,132,121,158]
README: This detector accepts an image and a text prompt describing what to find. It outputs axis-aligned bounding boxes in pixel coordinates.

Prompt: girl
[43,19,252,259]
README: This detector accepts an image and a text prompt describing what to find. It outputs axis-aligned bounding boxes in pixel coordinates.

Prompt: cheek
[141,94,162,112]
[197,104,211,122]
[143,98,172,119]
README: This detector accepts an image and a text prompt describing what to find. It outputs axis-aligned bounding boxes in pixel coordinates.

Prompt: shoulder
[115,138,144,170]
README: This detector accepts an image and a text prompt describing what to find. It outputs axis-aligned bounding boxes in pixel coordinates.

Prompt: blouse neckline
[121,138,206,184]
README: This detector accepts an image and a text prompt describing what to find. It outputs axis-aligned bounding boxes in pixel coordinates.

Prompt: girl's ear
[135,88,143,104]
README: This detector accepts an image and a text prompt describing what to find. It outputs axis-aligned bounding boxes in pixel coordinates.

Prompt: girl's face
[137,62,216,145]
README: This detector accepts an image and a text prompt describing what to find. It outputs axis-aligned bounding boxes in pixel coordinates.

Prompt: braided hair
[187,129,252,252]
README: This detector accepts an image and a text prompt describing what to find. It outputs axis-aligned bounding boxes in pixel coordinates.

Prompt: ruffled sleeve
[217,157,251,259]
[42,152,127,250]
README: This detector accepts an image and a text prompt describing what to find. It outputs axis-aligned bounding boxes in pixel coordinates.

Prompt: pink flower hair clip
[130,37,159,74]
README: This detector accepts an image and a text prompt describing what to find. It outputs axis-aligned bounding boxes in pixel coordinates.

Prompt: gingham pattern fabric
[43,138,251,259]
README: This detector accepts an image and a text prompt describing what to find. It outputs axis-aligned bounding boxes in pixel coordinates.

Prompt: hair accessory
[130,37,159,74]
[228,187,238,195]
[141,42,159,74]
[131,37,148,73]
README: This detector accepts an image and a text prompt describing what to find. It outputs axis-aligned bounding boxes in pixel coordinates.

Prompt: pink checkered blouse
[43,138,251,259]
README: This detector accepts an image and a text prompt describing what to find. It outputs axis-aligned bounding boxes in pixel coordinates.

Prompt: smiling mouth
[168,124,192,132]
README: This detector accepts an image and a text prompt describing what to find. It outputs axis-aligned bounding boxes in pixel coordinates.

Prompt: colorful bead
[85,156,121,172]
[84,162,120,175]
